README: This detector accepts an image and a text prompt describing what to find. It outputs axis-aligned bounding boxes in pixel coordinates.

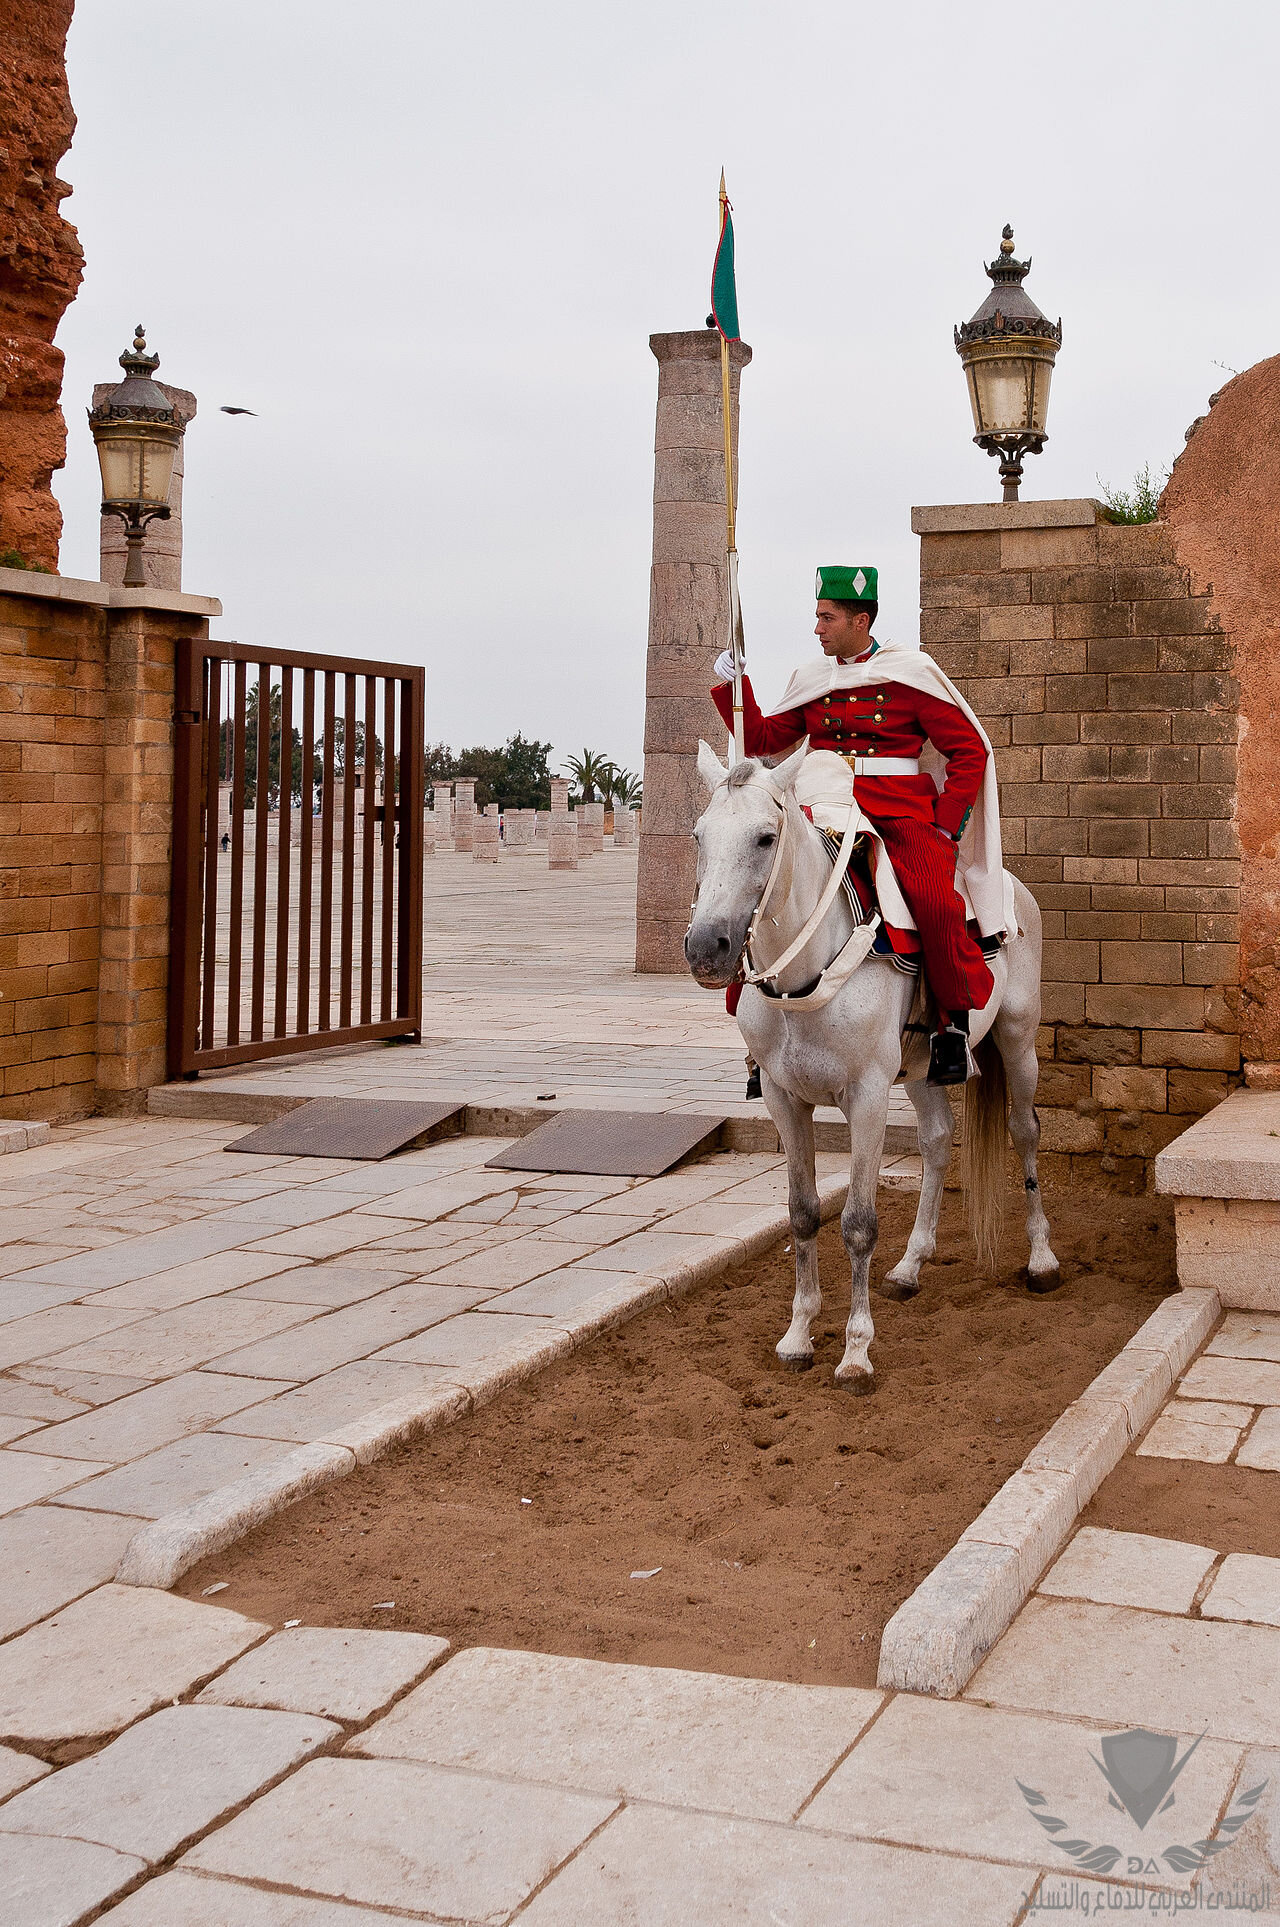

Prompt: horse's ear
[696,740,729,791]
[769,738,809,792]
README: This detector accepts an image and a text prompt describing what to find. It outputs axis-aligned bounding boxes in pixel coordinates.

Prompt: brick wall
[0,569,215,1120]
[914,499,1240,1187]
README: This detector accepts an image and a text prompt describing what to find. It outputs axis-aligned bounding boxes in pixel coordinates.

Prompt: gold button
[877,691,886,700]
[874,712,884,722]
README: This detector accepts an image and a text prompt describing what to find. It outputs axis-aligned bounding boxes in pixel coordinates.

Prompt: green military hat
[815,564,878,604]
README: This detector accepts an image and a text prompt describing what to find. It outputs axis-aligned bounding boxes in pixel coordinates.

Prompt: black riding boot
[745,1058,763,1100]
[927,1009,973,1087]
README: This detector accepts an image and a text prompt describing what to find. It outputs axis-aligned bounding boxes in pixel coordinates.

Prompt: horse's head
[683,738,808,987]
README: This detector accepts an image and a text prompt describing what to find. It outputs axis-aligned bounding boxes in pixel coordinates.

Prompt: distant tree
[425,732,555,810]
[564,747,612,803]
[611,766,643,808]
[221,678,303,809]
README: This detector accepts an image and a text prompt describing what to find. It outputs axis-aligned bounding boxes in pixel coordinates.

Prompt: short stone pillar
[613,805,634,847]
[507,808,532,848]
[473,800,500,861]
[581,800,605,854]
[535,810,549,841]
[548,777,577,870]
[635,328,751,971]
[431,782,453,850]
[423,810,435,859]
[453,777,476,853]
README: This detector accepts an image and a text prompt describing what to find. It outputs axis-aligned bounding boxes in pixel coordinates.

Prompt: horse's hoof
[1026,1266,1063,1296]
[875,1274,920,1303]
[835,1371,875,1396]
[778,1353,814,1373]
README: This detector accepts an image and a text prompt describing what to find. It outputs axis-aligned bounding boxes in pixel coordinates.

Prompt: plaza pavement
[1,846,1279,1922]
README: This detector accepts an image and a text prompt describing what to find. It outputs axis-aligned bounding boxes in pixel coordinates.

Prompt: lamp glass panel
[1028,361,1053,435]
[95,432,143,503]
[137,435,177,506]
[971,355,1034,435]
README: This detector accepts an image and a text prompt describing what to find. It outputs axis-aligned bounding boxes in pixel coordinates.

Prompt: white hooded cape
[764,642,1012,940]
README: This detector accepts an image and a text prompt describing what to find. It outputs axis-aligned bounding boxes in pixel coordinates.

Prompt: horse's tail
[962,1034,1008,1274]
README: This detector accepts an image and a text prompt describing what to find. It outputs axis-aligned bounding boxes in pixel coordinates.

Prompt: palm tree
[611,767,643,808]
[564,748,612,803]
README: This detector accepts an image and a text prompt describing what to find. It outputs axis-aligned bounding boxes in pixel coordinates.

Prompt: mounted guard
[711,564,1009,1086]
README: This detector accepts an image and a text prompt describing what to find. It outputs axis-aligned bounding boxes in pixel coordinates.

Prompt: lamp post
[88,326,184,585]
[954,226,1061,503]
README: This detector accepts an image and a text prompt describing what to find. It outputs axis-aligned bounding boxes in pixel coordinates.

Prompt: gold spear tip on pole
[719,167,727,202]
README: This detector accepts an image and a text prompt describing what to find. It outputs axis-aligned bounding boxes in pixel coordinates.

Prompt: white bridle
[733,771,882,1010]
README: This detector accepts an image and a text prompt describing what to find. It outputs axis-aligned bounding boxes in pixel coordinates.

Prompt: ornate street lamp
[88,326,185,585]
[954,226,1061,502]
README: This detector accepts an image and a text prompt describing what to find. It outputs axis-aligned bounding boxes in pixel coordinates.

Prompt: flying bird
[220,406,257,416]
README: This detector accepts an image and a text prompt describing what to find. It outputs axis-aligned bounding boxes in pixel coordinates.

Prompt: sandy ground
[182,1185,1177,1687]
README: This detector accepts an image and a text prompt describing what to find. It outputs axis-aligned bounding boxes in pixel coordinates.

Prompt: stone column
[581,800,605,854]
[423,809,435,859]
[96,381,196,591]
[431,781,452,849]
[548,777,577,870]
[472,801,500,862]
[453,777,476,853]
[535,810,549,842]
[635,329,751,971]
[613,804,634,847]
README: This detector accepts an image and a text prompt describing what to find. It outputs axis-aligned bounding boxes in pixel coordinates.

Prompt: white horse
[685,739,1060,1393]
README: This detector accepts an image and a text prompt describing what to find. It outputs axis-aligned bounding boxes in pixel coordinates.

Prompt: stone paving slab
[0,1504,141,1641]
[59,1431,292,1520]
[197,1627,450,1721]
[231,1263,416,1307]
[372,1308,562,1368]
[800,1691,1239,1883]
[42,1297,320,1381]
[1239,1408,1280,1471]
[1201,1552,1280,1627]
[1207,1312,1280,1362]
[0,1704,338,1863]
[7,1370,296,1464]
[11,1365,153,1405]
[97,1873,422,1925]
[351,1646,882,1823]
[0,1831,145,1927]
[1037,1525,1218,1612]
[1137,1409,1243,1461]
[0,1742,49,1800]
[0,1447,113,1515]
[181,1755,618,1922]
[1180,1354,1280,1406]
[0,1305,152,1374]
[965,1596,1280,1746]
[516,1803,1033,1927]
[205,1280,494,1381]
[81,1253,311,1315]
[214,1360,462,1443]
[0,1584,268,1744]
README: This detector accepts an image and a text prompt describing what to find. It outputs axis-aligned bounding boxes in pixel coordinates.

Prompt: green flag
[711,184,739,341]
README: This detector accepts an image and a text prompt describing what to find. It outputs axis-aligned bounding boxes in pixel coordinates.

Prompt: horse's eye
[757,832,776,848]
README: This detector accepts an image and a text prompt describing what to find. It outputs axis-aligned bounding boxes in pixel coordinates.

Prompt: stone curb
[115,1172,852,1592]
[876,1286,1221,1698]
[0,1118,51,1157]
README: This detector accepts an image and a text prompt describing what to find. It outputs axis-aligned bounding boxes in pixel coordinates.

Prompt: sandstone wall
[916,499,1240,1187]
[1159,355,1280,1072]
[0,1,82,570]
[0,569,215,1119]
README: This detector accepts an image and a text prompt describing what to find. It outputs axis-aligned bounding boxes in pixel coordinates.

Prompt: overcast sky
[53,0,1279,774]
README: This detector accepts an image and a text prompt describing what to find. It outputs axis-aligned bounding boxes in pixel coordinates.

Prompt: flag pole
[717,171,746,764]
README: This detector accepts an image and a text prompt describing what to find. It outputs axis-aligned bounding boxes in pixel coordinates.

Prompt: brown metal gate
[169,639,424,1077]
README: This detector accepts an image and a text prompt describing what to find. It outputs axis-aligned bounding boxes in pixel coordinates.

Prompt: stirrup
[927,1026,977,1087]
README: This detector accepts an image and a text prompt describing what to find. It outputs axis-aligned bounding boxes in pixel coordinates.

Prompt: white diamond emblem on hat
[852,569,867,596]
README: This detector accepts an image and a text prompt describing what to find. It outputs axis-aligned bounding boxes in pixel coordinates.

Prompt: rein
[737,775,881,1011]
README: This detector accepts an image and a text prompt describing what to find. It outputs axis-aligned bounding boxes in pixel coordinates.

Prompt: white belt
[845,756,919,776]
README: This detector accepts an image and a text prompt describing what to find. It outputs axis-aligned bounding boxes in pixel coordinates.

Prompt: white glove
[713,649,739,683]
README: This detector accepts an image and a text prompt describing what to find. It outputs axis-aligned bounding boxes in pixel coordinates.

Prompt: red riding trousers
[711,653,994,1013]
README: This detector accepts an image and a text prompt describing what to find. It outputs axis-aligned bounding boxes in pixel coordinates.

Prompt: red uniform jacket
[710,650,987,840]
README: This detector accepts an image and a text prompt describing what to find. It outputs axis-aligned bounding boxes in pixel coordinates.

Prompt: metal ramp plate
[486,1110,726,1178]
[228,1098,464,1160]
